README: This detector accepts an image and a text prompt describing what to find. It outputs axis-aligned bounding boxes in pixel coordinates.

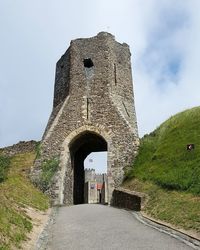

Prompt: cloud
[0,0,199,149]
[132,0,200,136]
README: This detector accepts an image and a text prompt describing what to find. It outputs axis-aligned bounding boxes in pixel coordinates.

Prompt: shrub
[39,157,59,192]
[0,156,11,182]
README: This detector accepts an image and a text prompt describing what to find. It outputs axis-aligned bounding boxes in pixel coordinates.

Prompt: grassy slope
[0,152,49,250]
[124,106,200,232]
[123,179,200,232]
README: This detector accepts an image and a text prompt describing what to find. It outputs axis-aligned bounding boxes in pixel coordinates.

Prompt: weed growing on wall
[39,157,60,191]
[35,141,41,158]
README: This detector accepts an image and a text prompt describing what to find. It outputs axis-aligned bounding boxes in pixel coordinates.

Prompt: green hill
[127,106,200,194]
[0,150,49,249]
[124,106,200,233]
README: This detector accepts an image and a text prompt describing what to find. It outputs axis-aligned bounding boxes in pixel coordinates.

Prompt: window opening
[84,58,94,68]
[87,98,89,120]
[114,64,117,84]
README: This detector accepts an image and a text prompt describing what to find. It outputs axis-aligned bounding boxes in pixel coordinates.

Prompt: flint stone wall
[32,32,139,205]
[0,140,37,157]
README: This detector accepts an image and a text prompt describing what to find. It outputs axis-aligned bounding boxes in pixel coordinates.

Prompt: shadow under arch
[69,131,107,204]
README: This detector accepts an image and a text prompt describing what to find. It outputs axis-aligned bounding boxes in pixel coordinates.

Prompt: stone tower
[35,32,139,205]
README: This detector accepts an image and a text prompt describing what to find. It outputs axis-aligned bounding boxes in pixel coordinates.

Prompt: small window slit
[114,64,117,84]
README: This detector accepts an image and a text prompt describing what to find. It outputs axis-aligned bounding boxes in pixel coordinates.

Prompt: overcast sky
[0,1,199,172]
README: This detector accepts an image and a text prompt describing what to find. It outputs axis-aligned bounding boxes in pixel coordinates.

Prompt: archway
[69,131,107,204]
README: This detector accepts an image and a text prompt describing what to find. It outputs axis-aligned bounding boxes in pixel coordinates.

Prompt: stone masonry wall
[0,140,37,157]
[112,188,147,211]
[32,32,139,205]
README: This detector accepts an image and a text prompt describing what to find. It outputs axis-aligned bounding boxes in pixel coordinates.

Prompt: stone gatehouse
[32,32,139,205]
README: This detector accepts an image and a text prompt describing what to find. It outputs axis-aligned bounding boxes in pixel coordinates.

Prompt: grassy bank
[125,106,200,233]
[0,152,49,250]
[123,179,200,233]
[127,106,200,194]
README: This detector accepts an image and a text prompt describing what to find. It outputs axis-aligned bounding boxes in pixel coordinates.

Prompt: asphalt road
[47,204,194,250]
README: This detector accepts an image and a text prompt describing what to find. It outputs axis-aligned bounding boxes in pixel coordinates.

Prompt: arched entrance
[69,131,107,204]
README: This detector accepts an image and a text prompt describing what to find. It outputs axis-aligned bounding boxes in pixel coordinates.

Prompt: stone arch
[57,124,114,205]
[70,132,107,204]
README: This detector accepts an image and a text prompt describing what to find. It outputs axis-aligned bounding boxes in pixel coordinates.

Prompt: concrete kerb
[111,187,199,249]
[132,211,200,250]
[113,188,200,249]
[35,207,57,250]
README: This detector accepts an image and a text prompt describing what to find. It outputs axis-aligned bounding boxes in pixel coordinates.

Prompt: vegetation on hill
[0,151,49,250]
[0,156,10,183]
[124,106,200,233]
[127,106,200,194]
[123,179,200,232]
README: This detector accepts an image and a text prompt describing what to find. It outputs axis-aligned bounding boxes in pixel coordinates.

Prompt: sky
[0,1,200,172]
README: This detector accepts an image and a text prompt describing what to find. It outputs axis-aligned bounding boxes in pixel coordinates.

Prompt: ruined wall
[32,32,139,205]
[1,140,37,157]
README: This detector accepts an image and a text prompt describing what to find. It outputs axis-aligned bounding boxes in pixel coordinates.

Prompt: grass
[0,156,11,183]
[0,152,49,249]
[126,106,200,194]
[124,106,200,233]
[123,179,200,232]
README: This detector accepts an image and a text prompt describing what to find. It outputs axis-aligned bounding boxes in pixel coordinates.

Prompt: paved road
[47,204,194,250]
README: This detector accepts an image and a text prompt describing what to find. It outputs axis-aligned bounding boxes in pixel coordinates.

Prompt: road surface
[46,204,194,250]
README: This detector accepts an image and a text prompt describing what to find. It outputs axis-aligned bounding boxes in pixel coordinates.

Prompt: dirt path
[21,207,51,250]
